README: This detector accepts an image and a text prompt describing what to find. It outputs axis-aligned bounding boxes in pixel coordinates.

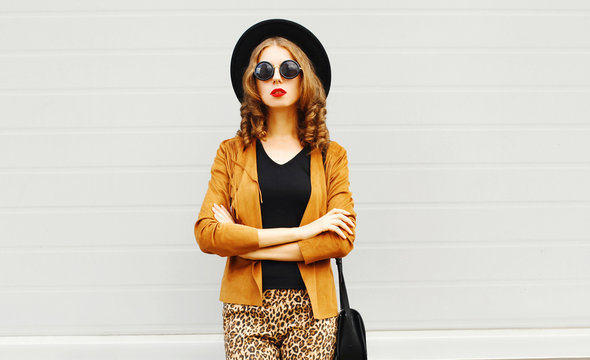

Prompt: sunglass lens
[254,62,273,80]
[280,60,300,78]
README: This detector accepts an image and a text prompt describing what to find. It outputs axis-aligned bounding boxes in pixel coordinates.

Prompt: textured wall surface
[1,1,589,359]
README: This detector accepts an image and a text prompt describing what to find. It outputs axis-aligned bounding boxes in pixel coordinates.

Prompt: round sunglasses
[253,60,302,81]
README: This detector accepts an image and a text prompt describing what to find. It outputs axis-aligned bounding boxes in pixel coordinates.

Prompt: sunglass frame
[253,60,302,81]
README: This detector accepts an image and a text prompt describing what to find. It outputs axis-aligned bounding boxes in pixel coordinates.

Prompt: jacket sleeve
[194,141,260,257]
[297,145,356,264]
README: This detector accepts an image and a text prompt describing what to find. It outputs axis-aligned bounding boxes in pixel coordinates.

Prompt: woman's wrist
[295,224,310,240]
[240,242,304,262]
[257,227,303,248]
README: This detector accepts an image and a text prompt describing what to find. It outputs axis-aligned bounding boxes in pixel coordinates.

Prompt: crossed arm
[211,203,354,261]
[194,141,356,264]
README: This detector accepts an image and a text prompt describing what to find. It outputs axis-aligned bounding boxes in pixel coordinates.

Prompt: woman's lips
[270,88,286,97]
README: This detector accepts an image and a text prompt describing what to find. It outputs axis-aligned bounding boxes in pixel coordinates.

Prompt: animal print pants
[222,289,338,360]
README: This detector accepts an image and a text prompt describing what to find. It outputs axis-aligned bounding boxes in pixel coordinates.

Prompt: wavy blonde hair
[235,37,330,155]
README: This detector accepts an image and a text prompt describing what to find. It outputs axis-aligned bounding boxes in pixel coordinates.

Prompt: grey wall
[1,1,589,359]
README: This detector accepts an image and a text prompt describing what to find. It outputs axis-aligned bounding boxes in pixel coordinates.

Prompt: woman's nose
[272,65,282,83]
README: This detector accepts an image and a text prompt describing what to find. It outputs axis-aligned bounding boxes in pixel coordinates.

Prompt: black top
[256,139,311,290]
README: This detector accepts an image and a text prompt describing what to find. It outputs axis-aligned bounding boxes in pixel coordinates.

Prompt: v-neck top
[256,139,311,290]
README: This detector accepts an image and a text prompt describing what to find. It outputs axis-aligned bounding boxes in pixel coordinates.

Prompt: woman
[194,19,357,359]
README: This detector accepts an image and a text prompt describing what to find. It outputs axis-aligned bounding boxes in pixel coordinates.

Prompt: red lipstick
[270,88,286,97]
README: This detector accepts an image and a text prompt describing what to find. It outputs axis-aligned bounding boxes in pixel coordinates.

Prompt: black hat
[230,18,331,103]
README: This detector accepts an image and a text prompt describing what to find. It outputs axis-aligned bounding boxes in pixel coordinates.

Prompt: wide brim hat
[230,18,331,103]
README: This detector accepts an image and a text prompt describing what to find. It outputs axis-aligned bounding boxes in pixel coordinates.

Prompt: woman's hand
[299,208,355,240]
[212,203,235,224]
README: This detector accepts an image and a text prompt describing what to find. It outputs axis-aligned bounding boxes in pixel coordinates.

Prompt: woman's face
[255,45,301,109]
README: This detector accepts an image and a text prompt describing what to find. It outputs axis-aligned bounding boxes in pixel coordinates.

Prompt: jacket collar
[230,138,327,229]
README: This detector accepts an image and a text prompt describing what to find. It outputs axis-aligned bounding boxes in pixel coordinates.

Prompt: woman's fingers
[329,208,350,216]
[212,203,235,224]
[318,208,356,239]
[213,208,228,223]
[331,212,355,232]
[337,213,355,230]
[214,212,227,223]
[337,218,353,235]
[330,208,354,225]
[212,208,226,222]
[345,215,356,228]
[329,225,347,239]
[214,203,228,215]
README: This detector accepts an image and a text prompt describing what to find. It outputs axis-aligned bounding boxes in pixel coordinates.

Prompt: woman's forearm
[240,242,304,261]
[213,203,310,248]
[257,227,304,248]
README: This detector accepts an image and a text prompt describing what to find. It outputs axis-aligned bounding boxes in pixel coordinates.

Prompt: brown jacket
[194,135,356,319]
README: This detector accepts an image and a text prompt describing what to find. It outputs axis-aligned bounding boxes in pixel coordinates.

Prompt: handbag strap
[321,145,351,312]
[336,257,350,311]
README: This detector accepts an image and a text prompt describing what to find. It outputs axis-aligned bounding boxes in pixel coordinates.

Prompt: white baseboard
[0,329,589,360]
[368,329,590,359]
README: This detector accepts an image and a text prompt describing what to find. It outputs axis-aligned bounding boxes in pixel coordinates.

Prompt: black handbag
[334,257,367,360]
[320,146,367,359]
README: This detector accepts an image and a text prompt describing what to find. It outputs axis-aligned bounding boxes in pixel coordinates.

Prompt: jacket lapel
[232,138,327,230]
[300,144,327,226]
[231,139,263,229]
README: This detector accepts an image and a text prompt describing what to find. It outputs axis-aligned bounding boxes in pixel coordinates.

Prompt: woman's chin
[263,99,298,109]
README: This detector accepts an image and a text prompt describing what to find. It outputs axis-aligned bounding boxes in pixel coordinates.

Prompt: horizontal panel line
[0,205,200,214]
[1,201,590,214]
[3,85,590,94]
[0,127,240,134]
[351,163,590,169]
[365,321,590,330]
[0,334,227,344]
[5,243,194,251]
[0,49,226,56]
[2,239,590,252]
[0,329,588,342]
[336,86,590,93]
[0,325,222,336]
[348,279,590,289]
[0,284,220,294]
[0,86,228,93]
[1,9,590,17]
[2,163,590,174]
[332,48,590,54]
[1,279,589,293]
[0,245,203,252]
[3,124,590,134]
[356,202,590,209]
[355,239,590,248]
[339,47,590,53]
[2,201,590,213]
[359,200,590,207]
[4,47,590,56]
[0,88,232,95]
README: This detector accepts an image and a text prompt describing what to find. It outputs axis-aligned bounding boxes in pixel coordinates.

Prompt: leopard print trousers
[222,289,337,360]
